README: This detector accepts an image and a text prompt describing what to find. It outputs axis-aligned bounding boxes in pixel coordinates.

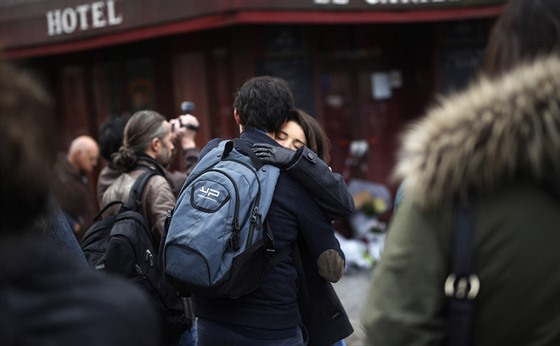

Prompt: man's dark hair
[98,113,131,162]
[233,76,295,132]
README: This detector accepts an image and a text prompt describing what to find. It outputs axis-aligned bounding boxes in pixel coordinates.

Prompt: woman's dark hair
[233,76,295,133]
[98,113,131,163]
[290,109,331,164]
[484,0,560,78]
[112,110,167,171]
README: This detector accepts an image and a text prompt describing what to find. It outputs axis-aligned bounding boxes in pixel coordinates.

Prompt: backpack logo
[197,186,220,201]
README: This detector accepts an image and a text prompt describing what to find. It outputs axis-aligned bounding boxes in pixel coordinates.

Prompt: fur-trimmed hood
[394,55,560,209]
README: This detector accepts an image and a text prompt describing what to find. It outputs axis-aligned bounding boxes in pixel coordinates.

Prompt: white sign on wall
[372,72,392,100]
[46,0,123,36]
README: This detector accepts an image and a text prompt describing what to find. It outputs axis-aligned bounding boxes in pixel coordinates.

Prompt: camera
[171,101,199,133]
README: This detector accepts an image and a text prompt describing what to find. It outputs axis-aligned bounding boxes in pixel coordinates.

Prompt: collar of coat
[394,55,560,210]
[134,153,167,177]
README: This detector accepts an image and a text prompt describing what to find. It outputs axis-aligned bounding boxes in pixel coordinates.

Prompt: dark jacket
[284,147,355,344]
[192,130,345,338]
[362,56,560,346]
[294,235,354,345]
[38,196,88,265]
[0,232,160,346]
[167,147,200,196]
[287,146,354,220]
[51,153,97,240]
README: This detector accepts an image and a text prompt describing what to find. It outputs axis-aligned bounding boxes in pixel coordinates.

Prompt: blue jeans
[197,319,305,346]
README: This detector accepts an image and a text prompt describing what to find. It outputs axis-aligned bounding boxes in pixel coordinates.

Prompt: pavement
[333,268,375,346]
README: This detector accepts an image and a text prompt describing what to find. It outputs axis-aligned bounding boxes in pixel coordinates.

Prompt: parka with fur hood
[362,55,560,346]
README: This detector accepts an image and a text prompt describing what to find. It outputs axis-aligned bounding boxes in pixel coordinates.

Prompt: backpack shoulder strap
[231,138,265,170]
[124,171,159,211]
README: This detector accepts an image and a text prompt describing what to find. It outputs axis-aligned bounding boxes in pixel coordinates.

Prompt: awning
[0,0,507,59]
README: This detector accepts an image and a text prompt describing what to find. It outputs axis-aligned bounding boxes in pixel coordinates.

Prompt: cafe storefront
[0,0,507,209]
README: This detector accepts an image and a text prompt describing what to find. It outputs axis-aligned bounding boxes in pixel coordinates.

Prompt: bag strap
[92,200,124,221]
[445,200,480,346]
[124,171,159,211]
[228,138,265,170]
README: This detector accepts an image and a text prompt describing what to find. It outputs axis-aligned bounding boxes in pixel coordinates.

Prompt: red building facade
[0,0,507,203]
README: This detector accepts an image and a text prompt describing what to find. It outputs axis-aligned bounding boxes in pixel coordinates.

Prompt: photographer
[168,113,200,196]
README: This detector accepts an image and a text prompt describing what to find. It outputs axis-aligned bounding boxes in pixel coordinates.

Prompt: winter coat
[51,153,97,240]
[101,155,175,246]
[362,56,560,346]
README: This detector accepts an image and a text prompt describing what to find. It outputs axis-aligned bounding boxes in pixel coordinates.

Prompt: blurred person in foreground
[361,0,560,345]
[52,134,100,240]
[0,61,160,345]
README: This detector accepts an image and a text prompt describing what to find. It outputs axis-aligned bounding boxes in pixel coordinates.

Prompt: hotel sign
[46,0,123,36]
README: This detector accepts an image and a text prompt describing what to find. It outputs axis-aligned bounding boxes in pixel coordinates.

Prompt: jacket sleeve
[286,146,355,220]
[183,147,200,176]
[361,197,450,345]
[144,175,176,243]
[167,148,201,197]
[294,187,346,283]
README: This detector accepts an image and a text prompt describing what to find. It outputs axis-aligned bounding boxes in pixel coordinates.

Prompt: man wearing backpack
[100,110,194,346]
[192,76,346,346]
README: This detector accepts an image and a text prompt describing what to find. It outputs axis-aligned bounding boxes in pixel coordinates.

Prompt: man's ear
[233,108,241,126]
[150,137,160,152]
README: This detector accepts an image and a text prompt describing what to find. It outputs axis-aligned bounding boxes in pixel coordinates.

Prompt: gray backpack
[163,139,285,299]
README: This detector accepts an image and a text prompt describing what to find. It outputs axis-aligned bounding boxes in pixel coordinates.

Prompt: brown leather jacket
[100,155,175,246]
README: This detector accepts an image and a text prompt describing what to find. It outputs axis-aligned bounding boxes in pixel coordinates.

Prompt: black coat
[294,236,354,346]
[0,232,160,346]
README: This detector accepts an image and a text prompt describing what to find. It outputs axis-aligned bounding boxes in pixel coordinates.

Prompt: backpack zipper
[212,168,241,251]
[222,159,263,250]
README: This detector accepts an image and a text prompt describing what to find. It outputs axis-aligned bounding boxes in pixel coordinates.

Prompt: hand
[252,143,295,169]
[172,114,199,150]
[178,114,199,132]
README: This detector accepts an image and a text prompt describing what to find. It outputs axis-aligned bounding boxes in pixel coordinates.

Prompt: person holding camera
[167,112,200,196]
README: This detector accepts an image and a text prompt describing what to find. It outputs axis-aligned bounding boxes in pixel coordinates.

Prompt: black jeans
[197,318,305,346]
